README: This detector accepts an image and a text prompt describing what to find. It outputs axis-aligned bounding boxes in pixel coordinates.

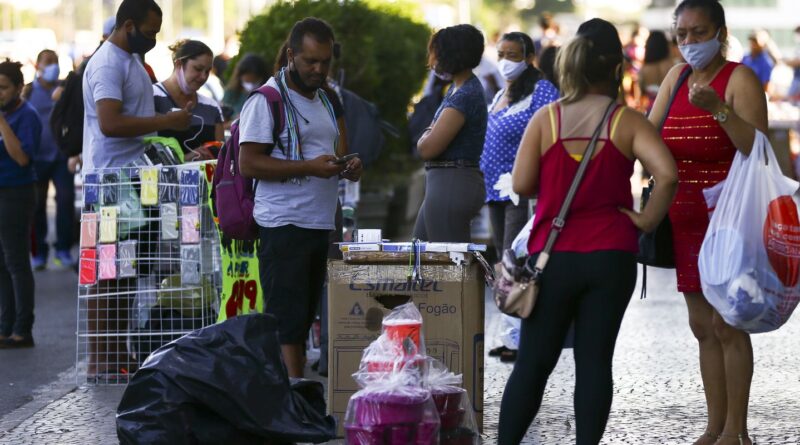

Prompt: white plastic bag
[493,172,520,205]
[699,131,800,333]
[498,314,521,350]
[510,215,535,259]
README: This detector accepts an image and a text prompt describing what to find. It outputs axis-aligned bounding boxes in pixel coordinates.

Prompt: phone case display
[161,203,179,240]
[101,171,120,205]
[77,164,222,386]
[181,206,200,244]
[181,245,201,285]
[119,240,138,278]
[79,249,97,286]
[80,213,98,248]
[159,167,178,203]
[180,169,200,205]
[84,173,100,205]
[99,207,119,243]
[98,244,117,280]
[141,167,159,206]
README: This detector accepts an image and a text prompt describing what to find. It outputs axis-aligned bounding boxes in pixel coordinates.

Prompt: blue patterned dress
[480,79,560,202]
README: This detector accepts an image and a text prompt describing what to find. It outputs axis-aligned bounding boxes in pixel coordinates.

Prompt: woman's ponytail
[556,36,592,103]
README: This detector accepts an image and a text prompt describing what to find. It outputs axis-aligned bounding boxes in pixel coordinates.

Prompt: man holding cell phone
[238,18,361,378]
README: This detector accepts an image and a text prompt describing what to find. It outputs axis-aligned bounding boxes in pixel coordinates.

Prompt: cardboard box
[327,258,485,436]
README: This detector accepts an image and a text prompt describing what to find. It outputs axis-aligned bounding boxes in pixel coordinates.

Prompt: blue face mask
[679,29,721,70]
[40,64,60,83]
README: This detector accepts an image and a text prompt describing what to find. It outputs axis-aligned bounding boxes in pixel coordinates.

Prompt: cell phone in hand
[333,153,359,165]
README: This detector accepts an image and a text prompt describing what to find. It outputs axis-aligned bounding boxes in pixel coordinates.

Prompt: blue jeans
[0,184,36,337]
[33,158,75,256]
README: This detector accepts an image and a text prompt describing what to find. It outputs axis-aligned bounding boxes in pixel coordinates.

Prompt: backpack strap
[252,85,285,151]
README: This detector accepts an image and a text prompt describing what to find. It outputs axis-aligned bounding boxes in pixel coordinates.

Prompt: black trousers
[498,250,637,445]
[488,198,530,259]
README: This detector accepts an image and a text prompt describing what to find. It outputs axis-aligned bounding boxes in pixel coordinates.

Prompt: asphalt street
[0,261,77,419]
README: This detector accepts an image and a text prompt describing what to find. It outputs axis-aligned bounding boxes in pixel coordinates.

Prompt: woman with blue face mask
[648,1,769,444]
[480,31,559,303]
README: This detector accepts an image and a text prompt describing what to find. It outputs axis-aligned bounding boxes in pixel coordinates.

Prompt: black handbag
[637,177,675,267]
[636,67,692,269]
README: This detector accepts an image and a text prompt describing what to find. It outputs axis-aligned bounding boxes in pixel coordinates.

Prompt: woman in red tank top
[648,2,770,444]
[497,19,678,445]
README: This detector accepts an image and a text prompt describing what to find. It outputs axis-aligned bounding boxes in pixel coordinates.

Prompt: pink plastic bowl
[351,388,431,426]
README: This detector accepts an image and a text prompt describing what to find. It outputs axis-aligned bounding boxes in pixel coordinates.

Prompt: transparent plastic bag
[510,215,535,259]
[699,131,800,332]
[422,358,479,445]
[353,331,425,389]
[381,302,425,356]
[344,372,440,445]
[498,314,521,350]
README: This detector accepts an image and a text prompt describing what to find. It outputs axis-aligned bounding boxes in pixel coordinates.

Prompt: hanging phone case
[159,167,178,203]
[161,203,179,240]
[99,207,118,243]
[181,245,201,285]
[80,212,98,248]
[79,249,97,286]
[118,240,137,278]
[101,171,120,205]
[98,244,117,280]
[180,169,200,206]
[84,173,100,206]
[141,167,159,206]
[181,206,200,244]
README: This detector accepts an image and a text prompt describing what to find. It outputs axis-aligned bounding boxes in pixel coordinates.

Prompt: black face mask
[1,97,20,114]
[289,63,319,93]
[127,25,157,55]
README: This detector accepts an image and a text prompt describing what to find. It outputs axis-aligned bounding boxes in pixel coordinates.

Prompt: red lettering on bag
[763,195,800,287]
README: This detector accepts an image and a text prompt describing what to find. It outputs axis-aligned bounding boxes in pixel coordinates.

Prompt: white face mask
[498,59,528,81]
[242,81,257,92]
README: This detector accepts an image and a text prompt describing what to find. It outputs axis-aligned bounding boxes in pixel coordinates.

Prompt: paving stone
[0,268,798,444]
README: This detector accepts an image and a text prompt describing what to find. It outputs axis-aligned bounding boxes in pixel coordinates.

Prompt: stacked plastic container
[344,303,479,445]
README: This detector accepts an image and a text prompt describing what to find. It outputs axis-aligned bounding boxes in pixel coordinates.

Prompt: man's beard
[289,66,321,93]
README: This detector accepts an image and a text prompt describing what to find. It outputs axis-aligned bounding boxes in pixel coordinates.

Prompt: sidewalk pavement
[1,267,799,444]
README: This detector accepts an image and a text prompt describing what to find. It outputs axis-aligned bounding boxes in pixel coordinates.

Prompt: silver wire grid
[75,163,221,385]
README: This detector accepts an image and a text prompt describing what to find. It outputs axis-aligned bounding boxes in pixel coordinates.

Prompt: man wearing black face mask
[238,18,363,379]
[80,0,193,382]
[81,0,191,173]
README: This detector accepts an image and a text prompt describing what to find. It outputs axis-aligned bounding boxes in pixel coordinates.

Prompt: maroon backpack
[212,85,285,240]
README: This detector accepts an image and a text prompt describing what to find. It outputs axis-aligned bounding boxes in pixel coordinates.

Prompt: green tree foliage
[236,0,431,182]
[238,0,429,123]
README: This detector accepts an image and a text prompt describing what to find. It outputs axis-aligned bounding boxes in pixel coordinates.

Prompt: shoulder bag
[494,100,617,318]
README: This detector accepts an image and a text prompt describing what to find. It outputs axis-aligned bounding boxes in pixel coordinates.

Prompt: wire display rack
[75,163,221,385]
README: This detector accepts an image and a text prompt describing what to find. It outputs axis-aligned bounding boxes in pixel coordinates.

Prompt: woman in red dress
[648,1,768,444]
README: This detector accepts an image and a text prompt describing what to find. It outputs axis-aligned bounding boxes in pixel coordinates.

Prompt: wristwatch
[712,103,732,123]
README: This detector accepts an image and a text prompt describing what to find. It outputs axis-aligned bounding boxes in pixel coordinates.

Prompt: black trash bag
[116,313,336,445]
